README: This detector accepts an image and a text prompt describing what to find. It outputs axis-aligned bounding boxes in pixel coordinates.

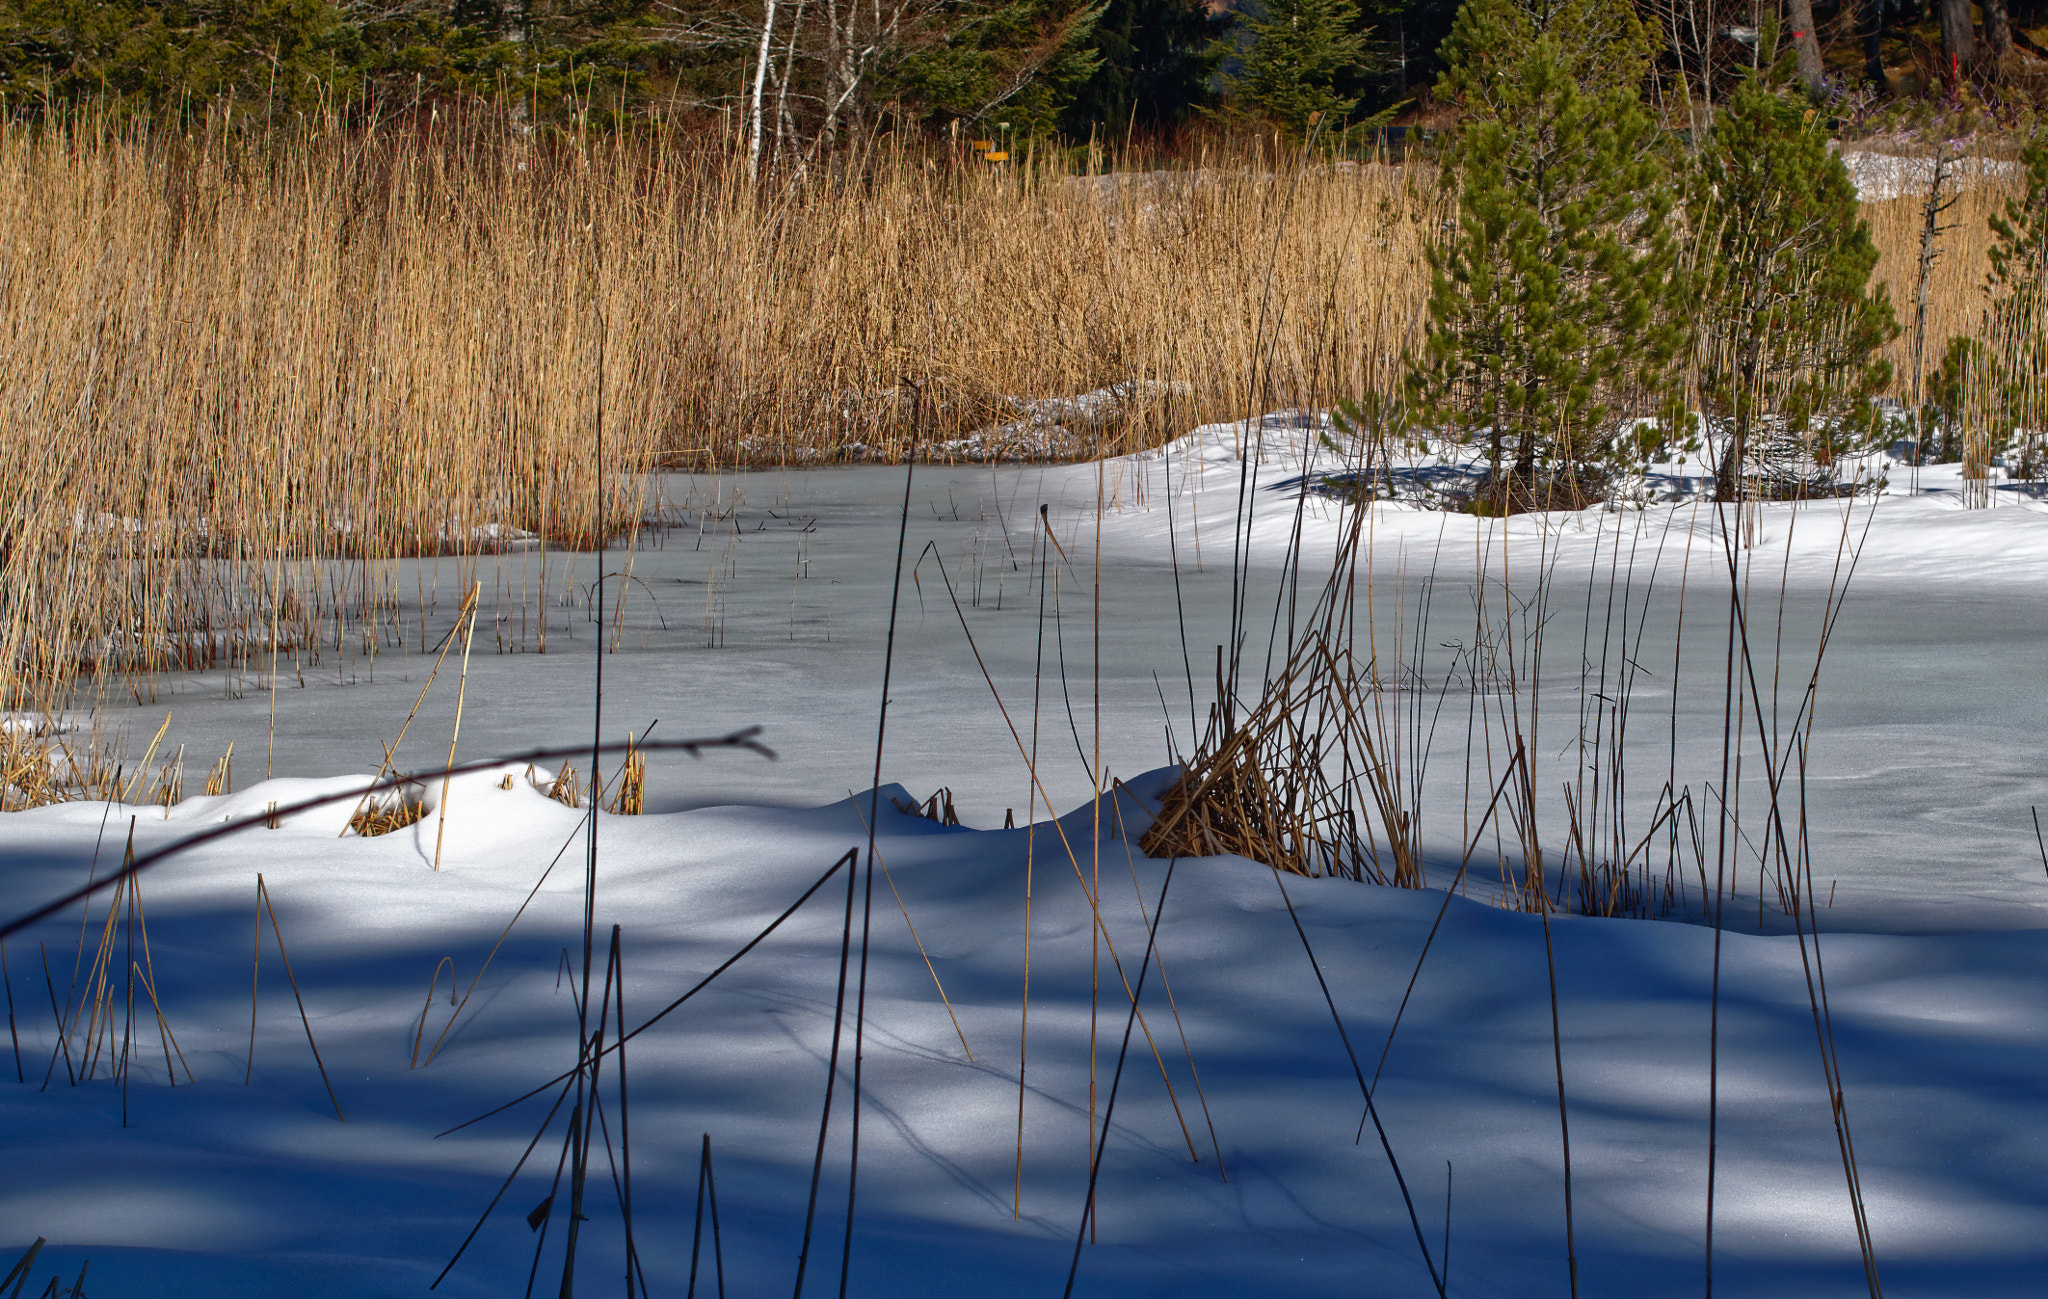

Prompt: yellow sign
[972,140,994,151]
[983,151,1010,162]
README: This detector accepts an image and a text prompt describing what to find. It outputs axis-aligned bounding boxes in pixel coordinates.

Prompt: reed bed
[0,115,1440,716]
[0,112,2027,744]
[1862,173,2027,392]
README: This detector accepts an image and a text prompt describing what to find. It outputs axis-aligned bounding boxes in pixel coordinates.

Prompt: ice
[4,418,2047,1294]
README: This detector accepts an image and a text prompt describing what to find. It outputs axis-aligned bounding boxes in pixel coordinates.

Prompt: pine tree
[1061,0,1221,134]
[1976,136,2048,482]
[1225,0,1369,137]
[1693,57,1898,503]
[1407,0,1686,513]
[892,0,1107,137]
[1434,0,1655,115]
[1921,334,1979,464]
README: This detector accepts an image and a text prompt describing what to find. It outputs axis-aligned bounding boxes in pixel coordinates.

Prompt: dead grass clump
[0,717,123,812]
[1141,634,1422,885]
[893,788,960,825]
[1461,465,1613,515]
[1141,737,1319,876]
[349,790,429,837]
[606,738,645,816]
[203,745,235,797]
[544,765,583,808]
[1142,463,1428,886]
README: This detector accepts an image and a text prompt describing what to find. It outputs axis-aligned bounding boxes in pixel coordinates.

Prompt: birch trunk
[773,0,808,172]
[748,0,778,182]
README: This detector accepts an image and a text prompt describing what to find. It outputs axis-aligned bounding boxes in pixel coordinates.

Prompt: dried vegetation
[0,114,2025,818]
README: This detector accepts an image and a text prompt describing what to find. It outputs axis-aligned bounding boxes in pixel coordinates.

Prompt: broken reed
[0,721,122,812]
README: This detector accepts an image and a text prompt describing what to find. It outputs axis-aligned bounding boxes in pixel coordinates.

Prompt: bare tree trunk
[1653,0,1714,135]
[1786,0,1826,95]
[1862,0,1887,87]
[838,28,864,144]
[1911,145,1958,466]
[748,0,778,182]
[1689,0,1714,122]
[821,0,847,148]
[1984,0,2014,66]
[816,0,885,153]
[1940,0,1977,76]
[1714,421,1742,502]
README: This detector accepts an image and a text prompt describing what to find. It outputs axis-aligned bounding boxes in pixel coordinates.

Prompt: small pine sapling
[1693,48,1898,504]
[1407,0,1688,514]
[1920,335,1980,465]
[1976,136,2048,487]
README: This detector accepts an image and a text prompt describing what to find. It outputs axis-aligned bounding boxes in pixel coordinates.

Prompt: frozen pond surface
[77,422,2048,935]
[7,421,2048,1298]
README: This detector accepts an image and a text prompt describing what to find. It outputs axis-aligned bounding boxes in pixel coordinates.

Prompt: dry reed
[0,114,2027,774]
[348,790,429,837]
[1862,171,2026,391]
[0,114,1438,718]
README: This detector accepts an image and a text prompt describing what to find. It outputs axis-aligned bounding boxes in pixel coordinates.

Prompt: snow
[5,414,2048,1295]
[934,381,1191,462]
[1836,148,2024,202]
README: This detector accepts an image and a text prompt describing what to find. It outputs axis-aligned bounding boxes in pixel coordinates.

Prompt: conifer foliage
[1224,0,1370,137]
[1974,136,2048,481]
[1693,59,1897,502]
[1409,0,1686,513]
[1062,0,1221,134]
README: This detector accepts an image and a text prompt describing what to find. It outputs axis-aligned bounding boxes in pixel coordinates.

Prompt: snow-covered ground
[1836,147,2023,202]
[4,420,2046,1295]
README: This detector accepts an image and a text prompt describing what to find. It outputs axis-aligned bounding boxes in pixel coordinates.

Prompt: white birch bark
[748,0,778,182]
[773,0,808,173]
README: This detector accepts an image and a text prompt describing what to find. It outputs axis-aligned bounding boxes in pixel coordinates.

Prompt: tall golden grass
[1863,176,2026,395]
[0,112,2024,723]
[0,115,1441,714]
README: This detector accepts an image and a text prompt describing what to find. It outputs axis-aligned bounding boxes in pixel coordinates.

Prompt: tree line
[1412,0,2048,512]
[10,0,2047,140]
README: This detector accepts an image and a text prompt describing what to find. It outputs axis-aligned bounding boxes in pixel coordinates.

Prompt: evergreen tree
[887,0,1106,136]
[1920,334,1979,464]
[1975,135,2048,481]
[1225,0,1369,137]
[1693,57,1898,502]
[0,0,368,117]
[1060,0,1220,135]
[1434,0,1655,114]
[0,0,676,120]
[0,0,1112,132]
[1408,0,1686,513]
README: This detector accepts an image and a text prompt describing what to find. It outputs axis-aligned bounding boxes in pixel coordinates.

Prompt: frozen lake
[74,422,2048,936]
[7,422,2048,1297]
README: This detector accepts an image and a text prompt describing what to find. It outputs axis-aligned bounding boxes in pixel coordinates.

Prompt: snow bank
[4,775,2043,1295]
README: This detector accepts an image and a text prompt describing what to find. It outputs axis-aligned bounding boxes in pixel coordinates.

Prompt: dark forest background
[3,0,2047,141]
